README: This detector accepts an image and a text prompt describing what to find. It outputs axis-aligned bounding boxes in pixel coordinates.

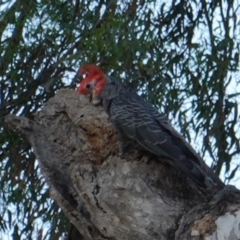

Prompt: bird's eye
[86,83,91,89]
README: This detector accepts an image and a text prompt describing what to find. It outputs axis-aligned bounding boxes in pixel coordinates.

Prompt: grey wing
[109,93,206,186]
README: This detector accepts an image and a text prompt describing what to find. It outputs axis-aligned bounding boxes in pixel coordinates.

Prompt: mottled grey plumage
[98,78,224,190]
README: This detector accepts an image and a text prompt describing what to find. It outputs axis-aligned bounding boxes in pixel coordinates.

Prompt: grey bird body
[99,79,224,190]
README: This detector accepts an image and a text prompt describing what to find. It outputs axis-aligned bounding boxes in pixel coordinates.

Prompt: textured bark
[5,89,240,240]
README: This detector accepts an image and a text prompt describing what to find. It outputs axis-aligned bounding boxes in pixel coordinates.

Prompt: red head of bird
[77,65,107,102]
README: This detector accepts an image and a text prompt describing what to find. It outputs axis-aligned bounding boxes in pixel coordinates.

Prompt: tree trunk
[5,89,240,240]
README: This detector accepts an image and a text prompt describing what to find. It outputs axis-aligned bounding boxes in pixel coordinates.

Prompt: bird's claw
[118,141,129,159]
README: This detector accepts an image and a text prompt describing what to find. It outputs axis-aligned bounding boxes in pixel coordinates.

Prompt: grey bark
[5,89,240,240]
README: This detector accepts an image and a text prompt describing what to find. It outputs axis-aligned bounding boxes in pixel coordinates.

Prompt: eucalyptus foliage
[0,0,239,238]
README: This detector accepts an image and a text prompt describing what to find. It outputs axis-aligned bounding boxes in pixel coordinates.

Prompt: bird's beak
[92,92,102,105]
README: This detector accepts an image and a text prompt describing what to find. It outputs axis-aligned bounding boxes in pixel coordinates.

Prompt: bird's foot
[117,141,129,159]
[144,154,154,164]
[137,154,151,164]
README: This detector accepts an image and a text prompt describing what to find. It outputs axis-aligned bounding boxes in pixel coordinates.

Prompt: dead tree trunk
[5,89,240,240]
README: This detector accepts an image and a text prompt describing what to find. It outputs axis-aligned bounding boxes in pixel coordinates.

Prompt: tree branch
[5,89,240,240]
